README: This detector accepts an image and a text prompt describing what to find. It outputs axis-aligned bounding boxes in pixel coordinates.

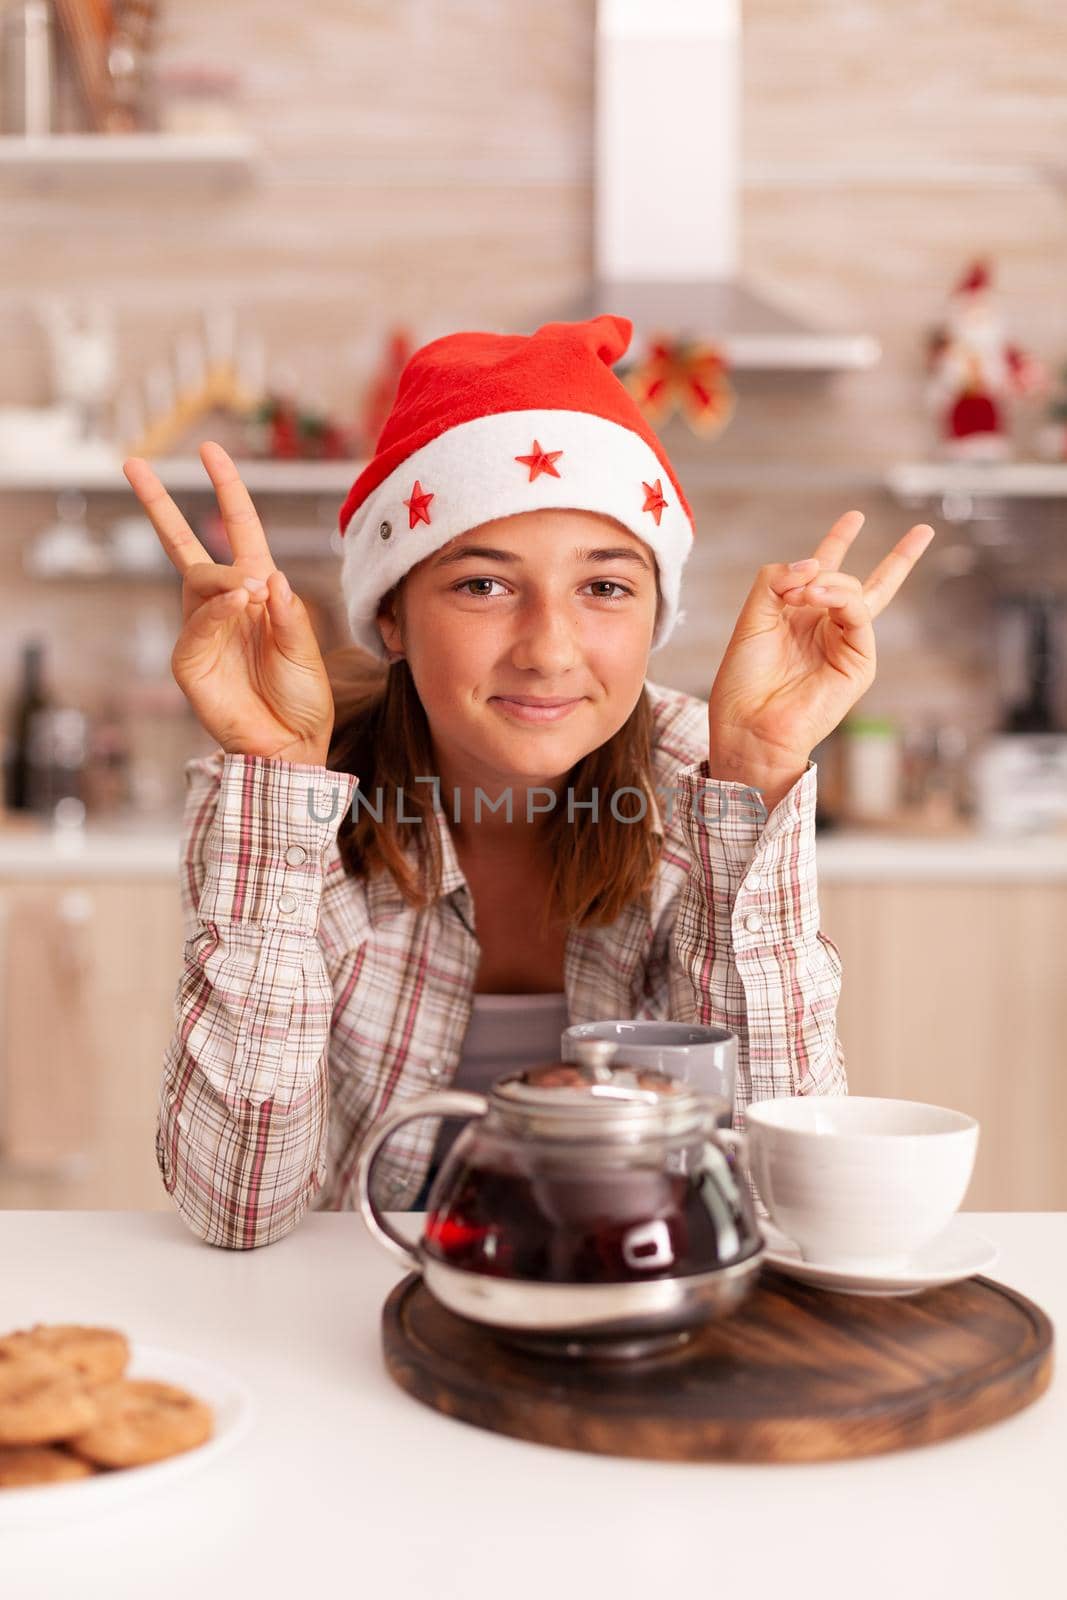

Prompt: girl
[123,315,934,1250]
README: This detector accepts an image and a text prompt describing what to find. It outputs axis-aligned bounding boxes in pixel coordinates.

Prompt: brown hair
[324,635,662,936]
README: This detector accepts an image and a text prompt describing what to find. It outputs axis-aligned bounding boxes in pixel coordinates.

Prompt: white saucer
[760,1217,999,1297]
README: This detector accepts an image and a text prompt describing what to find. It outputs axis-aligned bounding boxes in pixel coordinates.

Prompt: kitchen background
[0,1,1065,1213]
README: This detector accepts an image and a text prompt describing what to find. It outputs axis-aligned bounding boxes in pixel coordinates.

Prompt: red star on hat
[515,440,564,481]
[641,478,668,525]
[403,480,434,528]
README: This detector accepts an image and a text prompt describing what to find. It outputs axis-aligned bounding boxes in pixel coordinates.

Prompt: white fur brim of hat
[340,408,693,660]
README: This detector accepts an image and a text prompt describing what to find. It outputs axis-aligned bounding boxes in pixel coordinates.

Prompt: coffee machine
[972,590,1067,835]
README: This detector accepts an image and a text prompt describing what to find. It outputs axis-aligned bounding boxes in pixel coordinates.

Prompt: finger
[178,586,250,650]
[263,570,322,665]
[862,524,936,619]
[771,562,862,601]
[182,562,269,624]
[808,509,866,574]
[780,569,864,606]
[199,440,275,574]
[122,457,212,575]
[792,574,874,649]
[183,562,269,600]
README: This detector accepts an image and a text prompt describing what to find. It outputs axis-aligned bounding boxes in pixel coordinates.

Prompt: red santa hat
[337,314,695,659]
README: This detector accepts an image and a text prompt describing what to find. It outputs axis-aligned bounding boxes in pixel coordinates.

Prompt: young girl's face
[376,508,660,790]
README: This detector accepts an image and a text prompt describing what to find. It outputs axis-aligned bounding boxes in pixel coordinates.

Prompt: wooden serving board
[382,1267,1053,1462]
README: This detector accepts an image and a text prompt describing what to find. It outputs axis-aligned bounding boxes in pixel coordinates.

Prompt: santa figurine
[925,260,1045,460]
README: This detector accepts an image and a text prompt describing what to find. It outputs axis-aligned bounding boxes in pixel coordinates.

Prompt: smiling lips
[490,695,585,723]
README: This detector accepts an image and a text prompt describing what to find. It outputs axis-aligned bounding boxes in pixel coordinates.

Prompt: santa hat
[337,314,695,659]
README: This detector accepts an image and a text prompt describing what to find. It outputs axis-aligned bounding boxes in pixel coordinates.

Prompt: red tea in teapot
[422,1138,758,1285]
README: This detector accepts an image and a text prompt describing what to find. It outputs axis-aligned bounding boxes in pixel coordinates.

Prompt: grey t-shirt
[419,991,569,1198]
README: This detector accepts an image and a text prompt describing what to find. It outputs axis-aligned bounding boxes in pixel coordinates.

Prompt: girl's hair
[324,601,663,934]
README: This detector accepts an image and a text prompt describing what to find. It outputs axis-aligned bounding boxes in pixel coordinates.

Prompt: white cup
[745,1096,979,1271]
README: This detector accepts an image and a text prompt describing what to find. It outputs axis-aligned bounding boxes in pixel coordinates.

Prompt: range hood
[557,0,880,373]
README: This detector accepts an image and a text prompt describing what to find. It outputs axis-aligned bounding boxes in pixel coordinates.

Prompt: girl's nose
[508,601,581,675]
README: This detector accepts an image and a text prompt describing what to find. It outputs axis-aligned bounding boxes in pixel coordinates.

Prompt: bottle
[119,606,192,817]
[910,720,970,830]
[84,695,132,819]
[840,715,903,825]
[1002,595,1063,734]
[26,706,88,822]
[5,640,52,812]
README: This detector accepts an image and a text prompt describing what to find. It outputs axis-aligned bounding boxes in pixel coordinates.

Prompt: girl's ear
[376,588,405,660]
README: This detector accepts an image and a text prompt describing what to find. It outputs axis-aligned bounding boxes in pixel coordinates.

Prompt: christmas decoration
[515,440,564,481]
[925,260,1046,460]
[246,394,352,461]
[402,480,435,528]
[117,307,355,462]
[121,307,262,458]
[616,332,736,439]
[337,315,695,661]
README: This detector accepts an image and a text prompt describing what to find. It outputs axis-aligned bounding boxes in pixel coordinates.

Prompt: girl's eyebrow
[434,545,651,571]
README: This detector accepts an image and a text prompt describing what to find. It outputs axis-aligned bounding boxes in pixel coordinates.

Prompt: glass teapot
[355,1038,765,1358]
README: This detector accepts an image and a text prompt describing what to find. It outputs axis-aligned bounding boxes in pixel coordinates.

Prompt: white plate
[0,1343,255,1523]
[760,1216,999,1297]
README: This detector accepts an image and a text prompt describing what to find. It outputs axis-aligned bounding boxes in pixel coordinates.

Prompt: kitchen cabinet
[0,878,182,1211]
[820,878,1067,1210]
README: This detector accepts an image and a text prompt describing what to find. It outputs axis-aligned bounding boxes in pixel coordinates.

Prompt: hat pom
[535,313,633,369]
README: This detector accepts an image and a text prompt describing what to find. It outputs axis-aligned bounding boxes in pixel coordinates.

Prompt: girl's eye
[453,577,508,599]
[451,578,635,601]
[585,581,634,601]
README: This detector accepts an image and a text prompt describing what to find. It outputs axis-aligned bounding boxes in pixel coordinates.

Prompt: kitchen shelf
[0,133,257,185]
[24,533,340,582]
[887,461,1067,504]
[0,458,356,494]
[20,456,1045,505]
[743,160,1065,191]
[0,457,895,498]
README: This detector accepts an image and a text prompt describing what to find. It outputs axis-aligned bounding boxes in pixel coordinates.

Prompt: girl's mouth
[490,696,584,723]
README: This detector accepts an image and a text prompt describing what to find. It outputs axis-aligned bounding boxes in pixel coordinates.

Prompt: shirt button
[428,1064,442,1080]
[743,912,763,934]
[285,845,308,866]
[744,873,761,892]
[277,892,299,914]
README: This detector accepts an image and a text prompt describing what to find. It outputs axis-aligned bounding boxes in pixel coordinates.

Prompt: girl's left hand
[707,511,936,779]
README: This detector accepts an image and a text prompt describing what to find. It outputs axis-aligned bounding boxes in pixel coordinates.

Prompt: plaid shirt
[158,678,846,1249]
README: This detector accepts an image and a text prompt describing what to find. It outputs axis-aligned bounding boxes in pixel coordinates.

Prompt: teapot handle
[700,1106,750,1178]
[700,1113,766,1221]
[712,1127,746,1167]
[354,1090,490,1272]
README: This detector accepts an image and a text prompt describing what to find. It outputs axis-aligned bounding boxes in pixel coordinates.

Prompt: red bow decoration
[619,333,736,438]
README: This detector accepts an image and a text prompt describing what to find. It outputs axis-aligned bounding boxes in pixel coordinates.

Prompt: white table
[1,1210,1062,1600]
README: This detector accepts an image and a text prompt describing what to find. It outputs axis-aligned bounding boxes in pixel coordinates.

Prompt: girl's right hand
[123,441,335,765]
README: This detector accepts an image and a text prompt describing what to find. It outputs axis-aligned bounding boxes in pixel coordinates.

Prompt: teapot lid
[490,1037,705,1142]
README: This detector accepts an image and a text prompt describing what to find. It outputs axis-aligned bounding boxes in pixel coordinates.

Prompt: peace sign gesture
[706,511,936,796]
[122,441,335,766]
